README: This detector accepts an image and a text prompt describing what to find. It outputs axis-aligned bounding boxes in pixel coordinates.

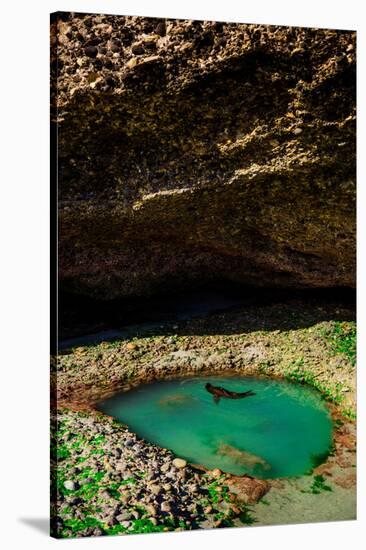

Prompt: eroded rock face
[52,13,356,299]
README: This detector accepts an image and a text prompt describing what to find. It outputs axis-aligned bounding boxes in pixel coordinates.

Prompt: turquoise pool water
[98,376,333,478]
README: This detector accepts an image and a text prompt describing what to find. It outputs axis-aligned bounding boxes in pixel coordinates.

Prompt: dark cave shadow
[57,285,356,352]
[18,517,49,536]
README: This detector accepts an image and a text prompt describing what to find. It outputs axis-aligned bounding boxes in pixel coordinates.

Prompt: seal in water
[205,382,255,404]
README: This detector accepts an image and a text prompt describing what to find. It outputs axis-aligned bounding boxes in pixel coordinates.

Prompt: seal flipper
[214,395,220,405]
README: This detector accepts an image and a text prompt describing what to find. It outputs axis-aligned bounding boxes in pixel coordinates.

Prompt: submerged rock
[51,15,356,299]
[217,443,271,471]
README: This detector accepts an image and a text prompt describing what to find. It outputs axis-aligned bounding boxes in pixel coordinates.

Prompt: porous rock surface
[51,13,356,299]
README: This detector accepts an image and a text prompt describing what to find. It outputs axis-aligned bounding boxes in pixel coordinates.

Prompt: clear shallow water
[98,376,333,478]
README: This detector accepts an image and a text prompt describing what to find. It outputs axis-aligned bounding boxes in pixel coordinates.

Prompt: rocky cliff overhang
[52,13,356,299]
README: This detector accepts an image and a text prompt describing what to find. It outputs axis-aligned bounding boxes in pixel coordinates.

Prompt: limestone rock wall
[51,13,356,298]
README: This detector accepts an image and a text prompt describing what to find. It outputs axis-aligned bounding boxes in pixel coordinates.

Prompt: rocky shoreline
[52,408,269,538]
[52,300,356,537]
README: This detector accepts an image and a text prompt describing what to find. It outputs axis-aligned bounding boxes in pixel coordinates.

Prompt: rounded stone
[121,520,131,528]
[150,484,161,495]
[84,46,98,58]
[172,458,187,469]
[63,480,76,491]
[161,501,171,512]
[131,43,145,55]
[126,342,136,350]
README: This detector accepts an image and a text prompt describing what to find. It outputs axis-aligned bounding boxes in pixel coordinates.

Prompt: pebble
[131,43,145,55]
[121,521,131,529]
[155,21,166,36]
[116,512,131,522]
[293,127,303,135]
[172,458,187,469]
[110,40,120,53]
[126,57,137,69]
[161,501,171,512]
[104,58,113,69]
[126,343,136,350]
[146,504,157,516]
[84,46,98,58]
[150,484,161,495]
[64,480,77,491]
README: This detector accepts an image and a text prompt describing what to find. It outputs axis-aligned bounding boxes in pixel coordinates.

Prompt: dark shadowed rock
[51,15,356,300]
[131,42,145,55]
[155,21,166,36]
[84,45,98,58]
